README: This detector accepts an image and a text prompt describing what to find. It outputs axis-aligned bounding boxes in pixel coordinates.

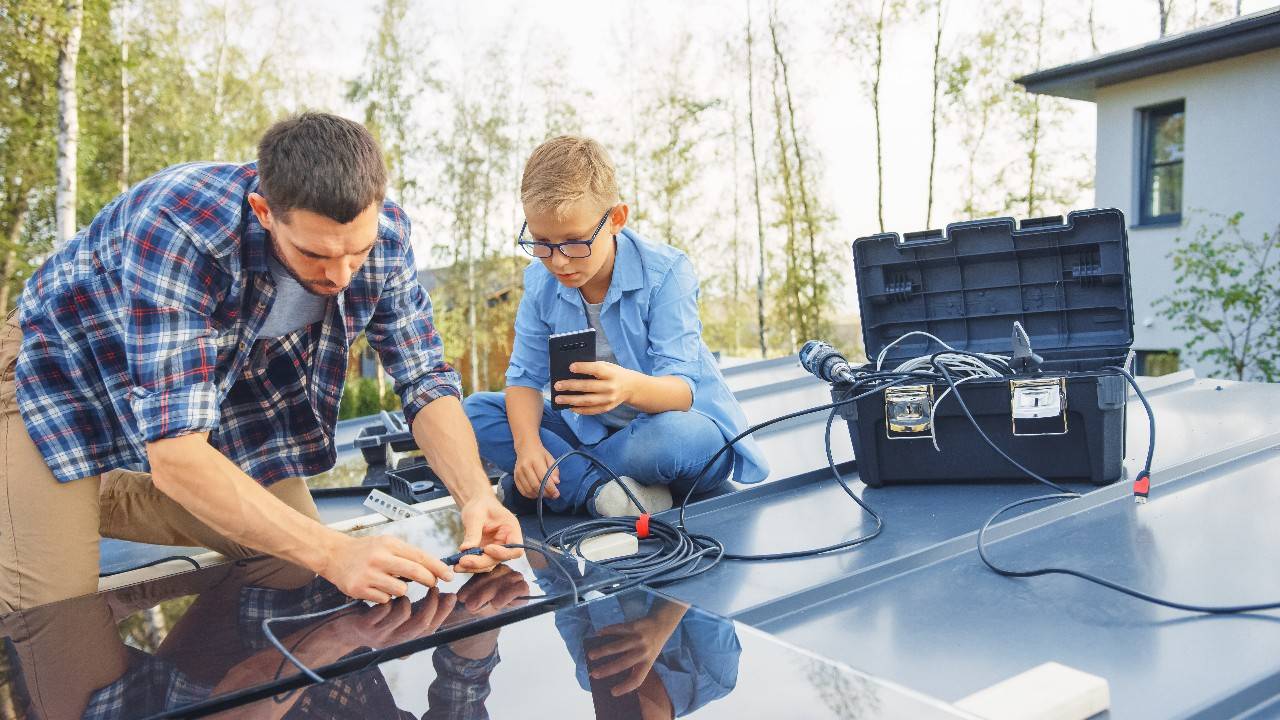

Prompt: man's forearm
[504,386,546,451]
[147,434,343,573]
[412,395,493,508]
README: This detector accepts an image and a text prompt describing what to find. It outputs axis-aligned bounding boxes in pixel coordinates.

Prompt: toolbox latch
[1010,377,1068,436]
[884,385,935,439]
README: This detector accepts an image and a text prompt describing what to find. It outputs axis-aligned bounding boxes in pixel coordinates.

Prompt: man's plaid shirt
[14,161,461,484]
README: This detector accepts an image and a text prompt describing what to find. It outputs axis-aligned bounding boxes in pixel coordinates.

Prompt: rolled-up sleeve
[504,270,552,392]
[646,256,703,399]
[121,211,224,442]
[366,211,462,424]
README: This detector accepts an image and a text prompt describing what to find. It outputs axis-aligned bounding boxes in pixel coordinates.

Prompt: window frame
[1135,100,1186,227]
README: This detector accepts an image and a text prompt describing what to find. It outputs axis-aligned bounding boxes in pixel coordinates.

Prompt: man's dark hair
[257,112,387,224]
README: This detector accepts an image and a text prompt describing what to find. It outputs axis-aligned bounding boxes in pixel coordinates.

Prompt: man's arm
[364,207,522,571]
[148,434,454,603]
[412,396,523,571]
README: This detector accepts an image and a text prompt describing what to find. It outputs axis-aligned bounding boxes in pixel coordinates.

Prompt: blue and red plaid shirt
[14,161,460,484]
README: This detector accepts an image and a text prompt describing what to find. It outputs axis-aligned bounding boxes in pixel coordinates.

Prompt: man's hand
[554,361,638,415]
[514,441,560,500]
[456,495,524,573]
[587,615,676,697]
[327,589,457,650]
[320,534,454,604]
[453,565,530,620]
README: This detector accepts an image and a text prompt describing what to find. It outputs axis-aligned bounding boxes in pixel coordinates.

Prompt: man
[0,112,522,612]
[464,136,768,517]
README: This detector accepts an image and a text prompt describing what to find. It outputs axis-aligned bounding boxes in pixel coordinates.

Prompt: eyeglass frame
[516,207,614,259]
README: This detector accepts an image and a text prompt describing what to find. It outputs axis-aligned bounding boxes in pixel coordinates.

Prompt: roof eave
[1016,8,1280,102]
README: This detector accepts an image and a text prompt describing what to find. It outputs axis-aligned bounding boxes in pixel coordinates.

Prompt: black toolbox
[833,208,1134,487]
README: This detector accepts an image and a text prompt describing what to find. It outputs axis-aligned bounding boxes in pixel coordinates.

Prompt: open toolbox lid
[852,208,1134,369]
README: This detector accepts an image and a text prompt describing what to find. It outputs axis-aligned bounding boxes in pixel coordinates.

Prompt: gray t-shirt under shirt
[583,299,640,430]
[258,255,330,338]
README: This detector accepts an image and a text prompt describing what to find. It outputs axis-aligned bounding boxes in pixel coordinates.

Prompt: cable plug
[441,547,487,567]
[1010,321,1044,374]
[1132,470,1150,504]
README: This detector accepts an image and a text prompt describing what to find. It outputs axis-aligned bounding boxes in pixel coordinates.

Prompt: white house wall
[1093,46,1280,374]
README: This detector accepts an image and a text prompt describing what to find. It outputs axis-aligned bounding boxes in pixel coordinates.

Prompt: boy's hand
[514,441,560,500]
[554,361,638,415]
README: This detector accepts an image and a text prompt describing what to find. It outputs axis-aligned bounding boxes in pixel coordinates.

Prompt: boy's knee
[646,411,721,446]
[462,391,505,420]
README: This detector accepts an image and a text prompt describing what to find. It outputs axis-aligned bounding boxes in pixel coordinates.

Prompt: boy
[464,136,768,517]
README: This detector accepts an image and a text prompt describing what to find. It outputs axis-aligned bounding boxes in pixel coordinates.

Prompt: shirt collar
[554,228,644,306]
[242,166,269,273]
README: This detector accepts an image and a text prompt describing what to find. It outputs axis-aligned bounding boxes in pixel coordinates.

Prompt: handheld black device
[549,328,596,411]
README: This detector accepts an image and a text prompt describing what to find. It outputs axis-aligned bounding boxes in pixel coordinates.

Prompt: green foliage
[1157,212,1280,382]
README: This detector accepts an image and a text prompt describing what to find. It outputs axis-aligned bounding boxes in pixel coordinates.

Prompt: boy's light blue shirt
[505,228,769,485]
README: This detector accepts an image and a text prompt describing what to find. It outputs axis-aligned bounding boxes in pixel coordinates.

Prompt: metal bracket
[1010,377,1068,436]
[885,384,934,439]
[363,489,424,521]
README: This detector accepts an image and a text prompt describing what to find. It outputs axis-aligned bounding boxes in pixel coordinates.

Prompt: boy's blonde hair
[521,135,620,219]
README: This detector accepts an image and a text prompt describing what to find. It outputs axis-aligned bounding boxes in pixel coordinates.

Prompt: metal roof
[90,357,1280,716]
[1016,7,1280,101]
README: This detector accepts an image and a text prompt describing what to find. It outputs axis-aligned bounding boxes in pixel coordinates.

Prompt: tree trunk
[745,6,769,358]
[0,203,27,315]
[770,54,804,345]
[872,0,887,232]
[1026,0,1045,217]
[55,0,84,245]
[119,0,131,192]
[211,0,231,158]
[771,13,822,328]
[728,43,743,355]
[926,0,944,227]
[1087,0,1099,53]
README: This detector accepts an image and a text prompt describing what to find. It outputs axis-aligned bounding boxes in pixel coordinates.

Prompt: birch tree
[769,10,833,346]
[837,0,905,233]
[745,4,769,357]
[55,0,83,244]
[925,0,945,227]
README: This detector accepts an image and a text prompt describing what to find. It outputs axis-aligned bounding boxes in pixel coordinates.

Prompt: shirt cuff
[402,377,463,425]
[504,365,546,392]
[658,372,697,402]
[127,382,220,442]
[433,644,502,679]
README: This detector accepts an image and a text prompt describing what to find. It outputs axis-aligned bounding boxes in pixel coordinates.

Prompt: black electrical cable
[534,370,931,583]
[934,355,1280,615]
[262,542,583,687]
[680,372,919,561]
[98,554,201,578]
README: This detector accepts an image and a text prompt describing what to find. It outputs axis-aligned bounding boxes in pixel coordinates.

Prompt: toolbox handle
[895,229,948,248]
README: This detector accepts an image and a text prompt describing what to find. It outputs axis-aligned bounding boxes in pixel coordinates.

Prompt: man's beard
[268,235,346,297]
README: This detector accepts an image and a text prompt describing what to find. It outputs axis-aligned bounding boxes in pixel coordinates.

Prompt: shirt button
[239,341,247,351]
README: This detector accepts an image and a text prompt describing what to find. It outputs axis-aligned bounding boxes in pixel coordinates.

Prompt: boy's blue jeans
[463,392,734,515]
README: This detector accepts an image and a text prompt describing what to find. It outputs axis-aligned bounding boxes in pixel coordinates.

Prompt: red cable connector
[635,513,651,540]
[1133,471,1150,504]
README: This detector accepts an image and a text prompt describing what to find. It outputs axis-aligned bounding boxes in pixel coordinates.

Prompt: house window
[1137,101,1184,225]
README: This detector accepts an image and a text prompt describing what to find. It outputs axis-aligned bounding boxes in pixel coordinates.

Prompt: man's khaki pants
[0,312,321,613]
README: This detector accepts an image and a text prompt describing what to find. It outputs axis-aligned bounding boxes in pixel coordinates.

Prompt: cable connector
[635,513,651,540]
[1010,321,1044,375]
[441,547,486,567]
[1132,471,1150,504]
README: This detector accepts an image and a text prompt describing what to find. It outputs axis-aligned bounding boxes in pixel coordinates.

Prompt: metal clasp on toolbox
[1009,377,1068,436]
[884,384,934,439]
